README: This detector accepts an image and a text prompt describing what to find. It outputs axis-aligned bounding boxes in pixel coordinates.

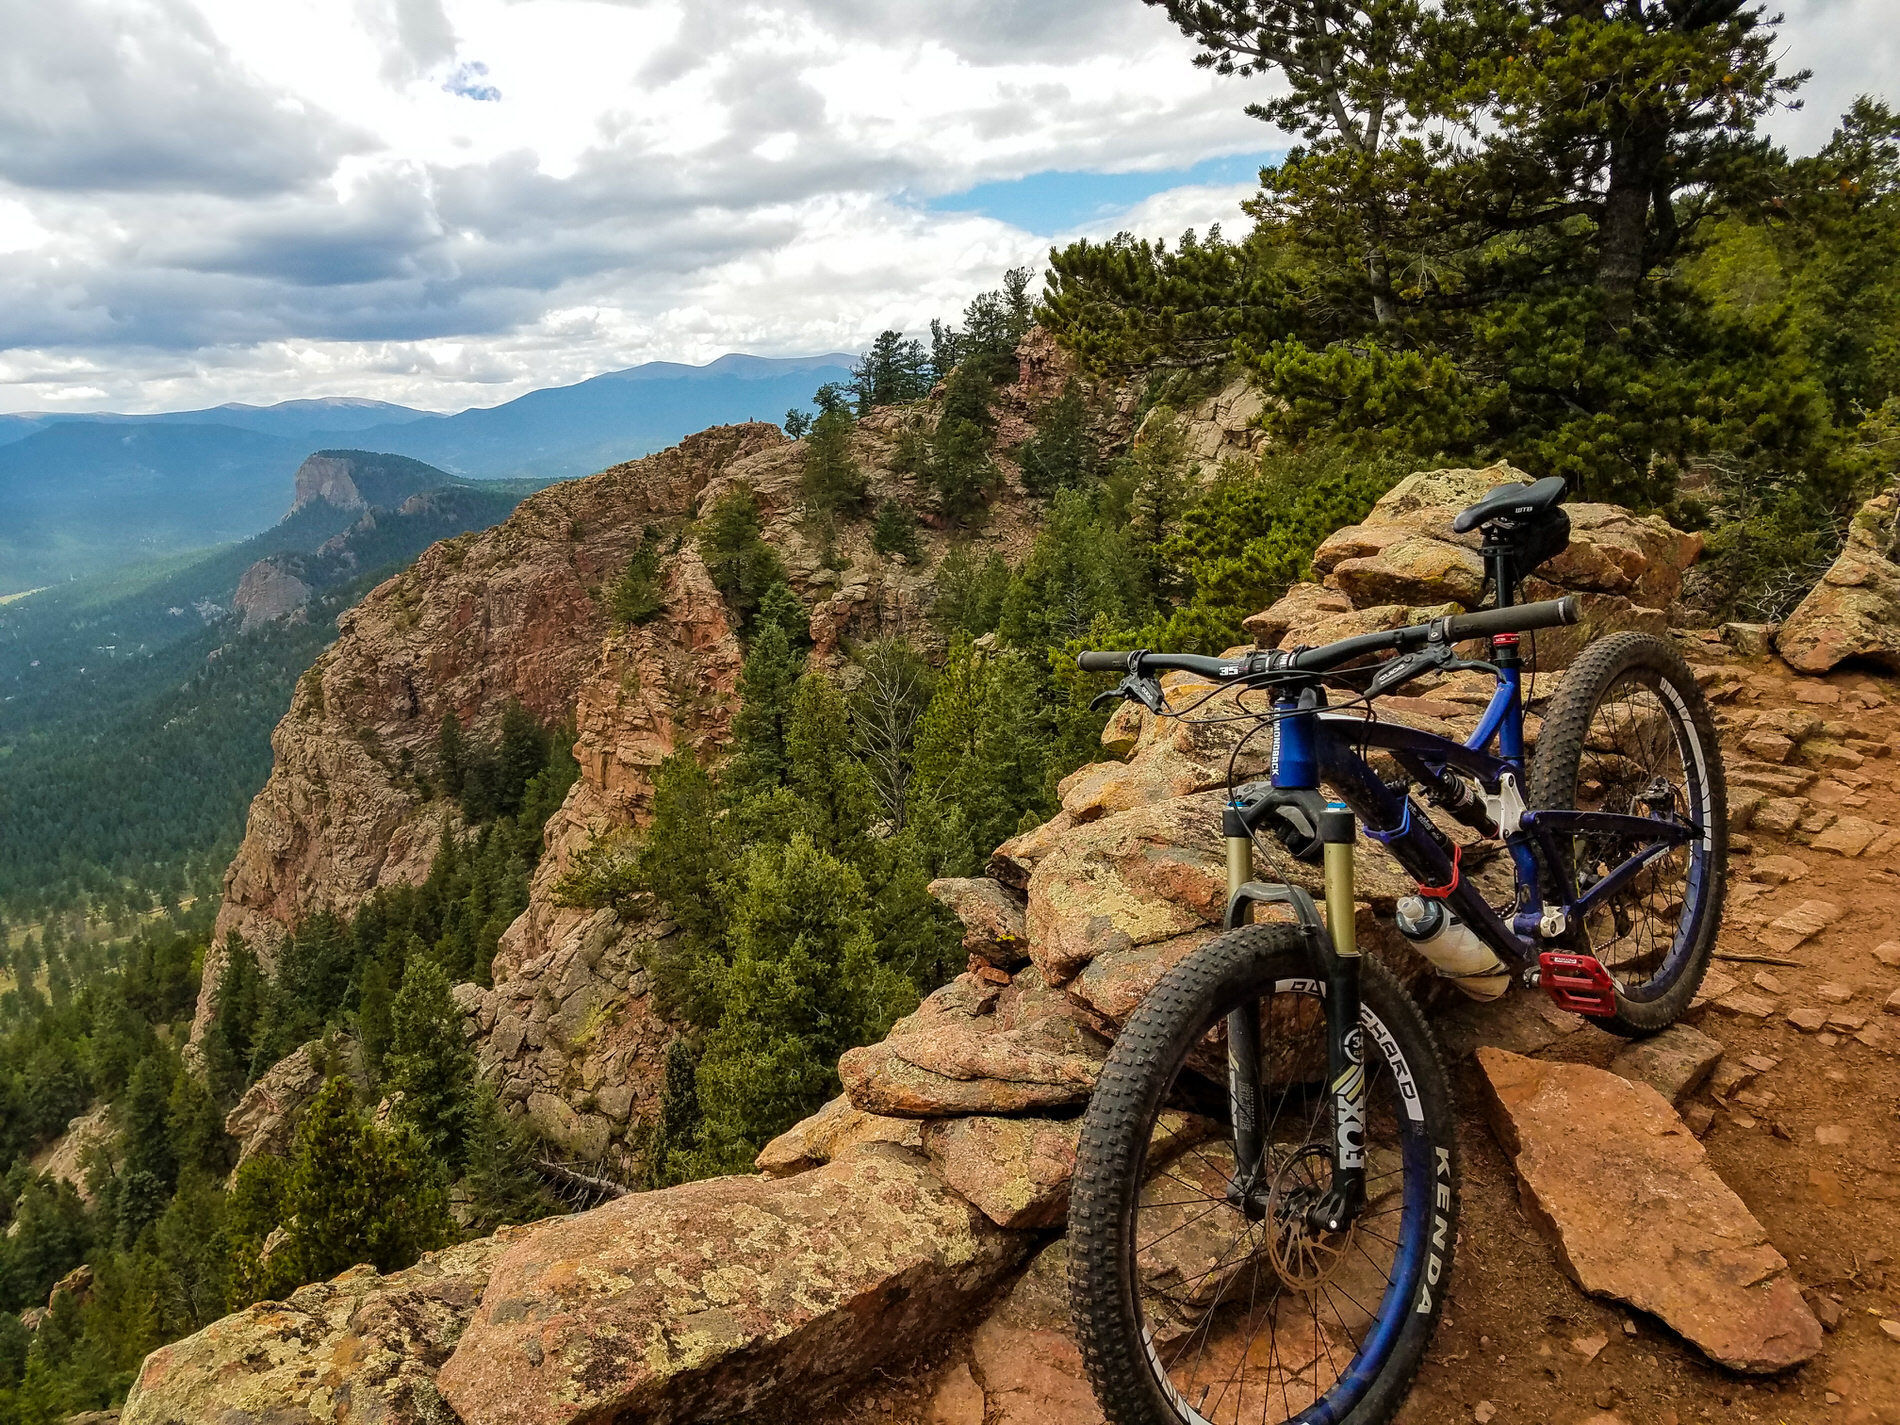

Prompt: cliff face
[198,422,788,1034]
[287,448,461,516]
[231,559,313,632]
[289,452,368,512]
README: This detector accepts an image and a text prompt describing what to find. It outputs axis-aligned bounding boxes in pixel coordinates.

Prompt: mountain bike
[1066,476,1728,1425]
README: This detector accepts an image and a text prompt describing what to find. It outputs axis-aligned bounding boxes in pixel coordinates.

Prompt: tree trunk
[1596,118,1666,328]
[1368,249,1398,327]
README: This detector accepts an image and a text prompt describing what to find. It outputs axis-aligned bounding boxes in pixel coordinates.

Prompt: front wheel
[1068,924,1459,1425]
[1528,631,1728,1036]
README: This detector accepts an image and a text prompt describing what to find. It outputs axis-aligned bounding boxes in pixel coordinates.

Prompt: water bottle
[1394,895,1510,1001]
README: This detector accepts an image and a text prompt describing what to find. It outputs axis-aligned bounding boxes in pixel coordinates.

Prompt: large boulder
[1281,461,1701,668]
[753,1093,925,1177]
[1023,790,1414,988]
[1476,1048,1821,1373]
[122,1235,506,1425]
[1776,489,1900,673]
[435,1145,1029,1425]
[929,876,1031,968]
[920,1115,1082,1230]
[838,970,1108,1118]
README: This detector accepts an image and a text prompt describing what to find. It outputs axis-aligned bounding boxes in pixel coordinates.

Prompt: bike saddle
[1451,475,1568,534]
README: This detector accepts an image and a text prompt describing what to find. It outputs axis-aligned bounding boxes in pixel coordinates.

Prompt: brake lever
[1089,672,1167,713]
[1365,643,1501,701]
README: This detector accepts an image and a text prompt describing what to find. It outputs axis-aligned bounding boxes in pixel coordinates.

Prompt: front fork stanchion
[1224,831,1266,1200]
[1315,803,1367,1232]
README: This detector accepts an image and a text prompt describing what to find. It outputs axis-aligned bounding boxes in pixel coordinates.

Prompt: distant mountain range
[0,353,851,593]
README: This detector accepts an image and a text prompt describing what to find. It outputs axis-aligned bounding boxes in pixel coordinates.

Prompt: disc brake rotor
[1263,1145,1357,1291]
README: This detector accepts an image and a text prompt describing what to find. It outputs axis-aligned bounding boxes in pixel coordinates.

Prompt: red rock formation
[199,423,785,1034]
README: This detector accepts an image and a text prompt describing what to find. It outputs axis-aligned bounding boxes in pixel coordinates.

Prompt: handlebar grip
[1441,595,1580,642]
[1077,650,1133,673]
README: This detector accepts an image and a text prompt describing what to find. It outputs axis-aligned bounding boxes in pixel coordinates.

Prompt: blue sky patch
[444,61,501,102]
[924,151,1281,233]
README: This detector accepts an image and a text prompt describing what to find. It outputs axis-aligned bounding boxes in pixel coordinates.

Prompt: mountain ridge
[0,353,857,593]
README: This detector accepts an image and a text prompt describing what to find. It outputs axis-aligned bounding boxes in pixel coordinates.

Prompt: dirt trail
[828,644,1900,1425]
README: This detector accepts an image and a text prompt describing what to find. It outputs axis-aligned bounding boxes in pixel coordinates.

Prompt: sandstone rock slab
[123,1235,506,1425]
[921,1114,1082,1230]
[754,1093,925,1177]
[436,1146,1028,1425]
[1609,1024,1722,1106]
[1475,1047,1822,1373]
[839,971,1107,1118]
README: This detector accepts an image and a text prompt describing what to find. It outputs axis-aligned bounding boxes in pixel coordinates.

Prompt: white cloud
[0,0,1889,414]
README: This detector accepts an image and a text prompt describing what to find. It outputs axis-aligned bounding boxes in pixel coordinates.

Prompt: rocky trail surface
[117,433,1900,1423]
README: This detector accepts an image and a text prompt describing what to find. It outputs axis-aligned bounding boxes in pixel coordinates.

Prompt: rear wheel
[1528,632,1727,1035]
[1068,924,1459,1425]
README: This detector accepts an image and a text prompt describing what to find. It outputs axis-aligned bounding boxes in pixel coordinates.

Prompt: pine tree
[783,407,813,439]
[436,713,467,800]
[385,957,476,1169]
[926,362,998,521]
[202,935,265,1106]
[692,834,908,1170]
[279,1077,452,1287]
[356,956,394,1087]
[1122,408,1194,604]
[725,622,803,794]
[699,485,791,634]
[165,1067,230,1182]
[460,1083,554,1234]
[786,673,876,861]
[801,408,868,517]
[1017,380,1097,496]
[643,1036,704,1188]
[753,580,809,649]
[850,330,933,411]
[871,498,921,559]
[609,526,667,626]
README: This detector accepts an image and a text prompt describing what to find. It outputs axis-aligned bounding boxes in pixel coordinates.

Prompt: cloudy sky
[0,0,1892,415]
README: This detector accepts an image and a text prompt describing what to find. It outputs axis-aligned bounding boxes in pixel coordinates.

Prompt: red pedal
[1539,952,1618,1017]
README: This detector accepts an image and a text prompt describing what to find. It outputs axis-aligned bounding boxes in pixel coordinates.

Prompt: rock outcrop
[290,451,374,513]
[287,448,456,517]
[138,442,1822,1424]
[464,910,675,1166]
[223,1038,337,1169]
[1776,486,1900,673]
[28,1104,111,1202]
[435,1146,1028,1425]
[123,1234,506,1425]
[1476,1047,1822,1373]
[232,557,313,631]
[199,423,787,1033]
[1256,461,1703,668]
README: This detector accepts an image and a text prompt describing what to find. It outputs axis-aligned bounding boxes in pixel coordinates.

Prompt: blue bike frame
[1254,654,1703,972]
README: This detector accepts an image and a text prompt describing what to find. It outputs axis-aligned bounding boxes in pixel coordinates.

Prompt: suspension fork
[1315,803,1368,1231]
[1225,828,1267,1199]
[1221,804,1368,1229]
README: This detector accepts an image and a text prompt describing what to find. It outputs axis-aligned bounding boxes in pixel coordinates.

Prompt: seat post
[1482,539,1516,610]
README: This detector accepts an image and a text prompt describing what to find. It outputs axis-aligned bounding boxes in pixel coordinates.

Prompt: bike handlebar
[1077,595,1581,681]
